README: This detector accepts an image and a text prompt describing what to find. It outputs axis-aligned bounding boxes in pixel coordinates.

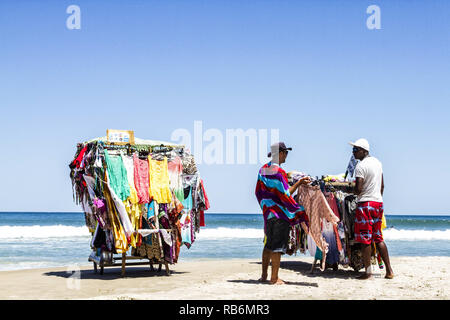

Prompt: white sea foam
[0,225,90,239]
[1,225,449,241]
[196,227,450,241]
[383,228,450,241]
[196,227,264,239]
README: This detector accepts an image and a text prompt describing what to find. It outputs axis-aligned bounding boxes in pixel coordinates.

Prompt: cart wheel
[93,262,98,273]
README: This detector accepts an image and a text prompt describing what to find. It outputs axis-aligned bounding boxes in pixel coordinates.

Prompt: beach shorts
[264,218,290,254]
[354,201,384,245]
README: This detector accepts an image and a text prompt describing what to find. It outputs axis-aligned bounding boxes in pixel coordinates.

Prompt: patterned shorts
[354,201,384,245]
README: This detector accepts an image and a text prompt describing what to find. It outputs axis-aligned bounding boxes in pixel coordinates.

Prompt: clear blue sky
[0,0,449,214]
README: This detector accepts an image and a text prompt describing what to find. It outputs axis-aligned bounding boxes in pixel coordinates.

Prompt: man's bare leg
[259,248,271,282]
[320,252,327,271]
[270,252,284,285]
[375,241,394,279]
[357,243,373,280]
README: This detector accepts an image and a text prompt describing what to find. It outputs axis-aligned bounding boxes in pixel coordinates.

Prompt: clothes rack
[71,133,209,277]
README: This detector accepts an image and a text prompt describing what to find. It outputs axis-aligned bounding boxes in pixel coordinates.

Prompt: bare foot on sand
[270,279,285,285]
[258,274,269,283]
[385,273,394,279]
[357,273,373,280]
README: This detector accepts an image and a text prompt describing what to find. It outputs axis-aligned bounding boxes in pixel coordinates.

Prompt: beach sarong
[255,162,309,233]
[297,184,339,253]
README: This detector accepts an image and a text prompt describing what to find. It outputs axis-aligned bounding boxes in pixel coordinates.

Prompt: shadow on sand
[249,260,361,280]
[227,279,318,287]
[44,266,188,280]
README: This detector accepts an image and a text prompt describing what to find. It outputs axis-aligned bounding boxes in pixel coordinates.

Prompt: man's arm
[381,174,384,196]
[289,177,311,195]
[354,177,364,195]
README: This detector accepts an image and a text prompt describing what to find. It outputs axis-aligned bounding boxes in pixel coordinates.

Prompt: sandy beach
[0,256,449,300]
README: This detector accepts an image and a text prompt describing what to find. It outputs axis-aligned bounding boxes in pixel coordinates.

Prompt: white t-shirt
[354,156,383,203]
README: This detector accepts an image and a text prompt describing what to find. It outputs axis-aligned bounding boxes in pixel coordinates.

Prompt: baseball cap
[267,142,292,157]
[349,138,370,152]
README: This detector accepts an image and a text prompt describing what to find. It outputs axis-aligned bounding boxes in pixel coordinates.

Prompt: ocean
[0,212,449,271]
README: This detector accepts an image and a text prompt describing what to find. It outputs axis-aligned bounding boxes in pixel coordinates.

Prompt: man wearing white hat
[349,138,394,280]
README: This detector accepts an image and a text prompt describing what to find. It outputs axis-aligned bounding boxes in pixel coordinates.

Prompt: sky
[0,0,449,215]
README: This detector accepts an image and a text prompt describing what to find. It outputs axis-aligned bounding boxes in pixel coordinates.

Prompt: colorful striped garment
[255,162,309,232]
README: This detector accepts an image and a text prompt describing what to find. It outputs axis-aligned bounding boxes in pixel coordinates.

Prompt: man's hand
[289,176,312,196]
[298,176,311,185]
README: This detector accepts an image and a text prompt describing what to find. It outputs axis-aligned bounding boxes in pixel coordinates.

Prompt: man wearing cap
[255,142,310,285]
[349,138,394,280]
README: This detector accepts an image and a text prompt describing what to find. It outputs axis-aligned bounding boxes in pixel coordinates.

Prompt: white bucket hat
[349,138,370,152]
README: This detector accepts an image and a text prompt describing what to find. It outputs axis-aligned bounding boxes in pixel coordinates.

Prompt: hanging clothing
[198,179,210,227]
[121,153,139,203]
[345,155,358,179]
[307,233,317,257]
[102,179,128,254]
[148,156,172,204]
[324,191,341,220]
[297,184,339,254]
[133,153,150,204]
[121,153,141,248]
[105,174,134,240]
[180,187,193,248]
[69,141,208,265]
[104,150,130,201]
[323,219,339,265]
[70,145,88,169]
[167,190,183,263]
[181,152,198,175]
[168,156,184,203]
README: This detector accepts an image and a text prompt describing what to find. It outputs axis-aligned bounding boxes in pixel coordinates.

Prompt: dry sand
[0,256,449,300]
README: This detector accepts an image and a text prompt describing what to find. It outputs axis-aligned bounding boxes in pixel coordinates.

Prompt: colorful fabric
[354,201,384,245]
[102,179,128,253]
[120,153,141,248]
[255,162,309,233]
[133,154,150,204]
[180,187,193,248]
[148,156,172,204]
[199,179,210,227]
[121,153,139,204]
[71,145,88,169]
[103,150,130,201]
[297,184,340,253]
[168,156,184,203]
[325,192,341,220]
